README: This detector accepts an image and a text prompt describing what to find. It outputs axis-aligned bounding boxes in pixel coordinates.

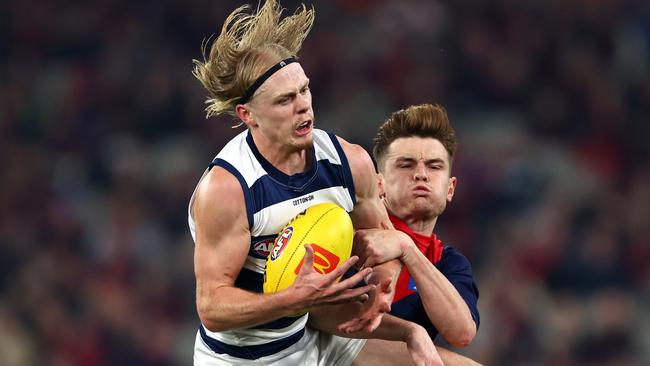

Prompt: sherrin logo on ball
[263,202,354,294]
[293,244,340,275]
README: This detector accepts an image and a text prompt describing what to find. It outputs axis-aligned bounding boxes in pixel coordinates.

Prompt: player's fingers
[357,293,369,303]
[326,287,372,305]
[337,318,361,334]
[333,267,372,290]
[363,314,382,333]
[329,255,359,278]
[340,316,373,334]
[335,283,374,301]
[361,257,376,269]
[379,277,392,293]
[297,244,315,275]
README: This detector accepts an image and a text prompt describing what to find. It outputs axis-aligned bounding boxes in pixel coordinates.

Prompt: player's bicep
[337,136,393,230]
[193,167,251,290]
[440,250,480,328]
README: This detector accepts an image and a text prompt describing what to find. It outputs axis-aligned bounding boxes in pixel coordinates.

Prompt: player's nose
[295,91,310,114]
[413,163,428,181]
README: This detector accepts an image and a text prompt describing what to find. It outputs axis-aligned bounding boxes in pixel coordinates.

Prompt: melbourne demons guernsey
[389,214,480,341]
[188,128,356,360]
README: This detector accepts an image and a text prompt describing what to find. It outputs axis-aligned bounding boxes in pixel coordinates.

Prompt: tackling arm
[354,228,477,347]
[401,244,477,347]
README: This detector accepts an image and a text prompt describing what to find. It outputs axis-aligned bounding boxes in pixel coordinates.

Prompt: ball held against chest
[263,202,354,293]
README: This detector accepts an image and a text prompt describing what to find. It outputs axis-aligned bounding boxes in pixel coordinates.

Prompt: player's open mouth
[295,120,312,136]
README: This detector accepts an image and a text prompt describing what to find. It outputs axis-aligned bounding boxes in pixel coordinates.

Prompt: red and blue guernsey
[389,214,480,341]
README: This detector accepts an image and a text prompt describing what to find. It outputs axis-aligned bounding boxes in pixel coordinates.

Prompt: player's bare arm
[308,308,444,366]
[354,226,476,347]
[338,136,404,331]
[401,237,476,347]
[193,167,374,331]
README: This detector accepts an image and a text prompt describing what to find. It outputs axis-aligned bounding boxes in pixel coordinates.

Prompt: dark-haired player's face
[247,63,315,152]
[379,137,456,223]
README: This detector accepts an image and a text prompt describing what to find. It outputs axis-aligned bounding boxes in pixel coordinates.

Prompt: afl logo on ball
[271,227,293,261]
[253,239,275,257]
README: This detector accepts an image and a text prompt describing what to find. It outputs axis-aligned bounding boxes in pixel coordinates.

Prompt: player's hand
[336,272,394,334]
[405,323,444,366]
[289,244,375,311]
[354,229,413,268]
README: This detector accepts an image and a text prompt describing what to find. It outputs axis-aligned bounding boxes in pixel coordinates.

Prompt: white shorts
[194,327,366,366]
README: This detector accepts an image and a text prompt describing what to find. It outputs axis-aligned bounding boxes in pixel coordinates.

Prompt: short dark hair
[372,103,457,171]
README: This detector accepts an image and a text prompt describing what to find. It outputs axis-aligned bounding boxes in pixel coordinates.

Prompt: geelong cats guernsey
[188,128,356,360]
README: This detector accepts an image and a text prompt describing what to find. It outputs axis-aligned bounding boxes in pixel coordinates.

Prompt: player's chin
[409,203,437,216]
[293,134,314,149]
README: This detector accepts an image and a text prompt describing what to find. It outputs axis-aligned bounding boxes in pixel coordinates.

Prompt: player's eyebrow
[395,156,446,165]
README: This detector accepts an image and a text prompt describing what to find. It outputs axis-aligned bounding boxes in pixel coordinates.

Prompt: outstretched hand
[336,274,394,334]
[289,244,376,312]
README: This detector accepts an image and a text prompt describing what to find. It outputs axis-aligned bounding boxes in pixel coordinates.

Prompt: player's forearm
[367,259,402,292]
[438,347,483,365]
[308,303,362,335]
[197,283,301,332]
[346,313,416,341]
[310,305,412,342]
[402,247,476,347]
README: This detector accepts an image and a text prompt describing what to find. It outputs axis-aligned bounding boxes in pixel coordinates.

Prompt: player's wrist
[275,287,310,316]
[397,232,417,264]
[402,320,425,343]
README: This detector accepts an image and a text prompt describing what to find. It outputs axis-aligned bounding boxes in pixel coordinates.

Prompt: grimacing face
[379,137,457,224]
[240,63,315,154]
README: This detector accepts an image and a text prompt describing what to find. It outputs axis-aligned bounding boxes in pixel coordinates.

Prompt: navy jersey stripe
[200,325,305,359]
[209,158,255,229]
[246,132,318,189]
[234,268,264,293]
[328,132,356,206]
[249,159,347,213]
[251,315,305,330]
[249,234,278,259]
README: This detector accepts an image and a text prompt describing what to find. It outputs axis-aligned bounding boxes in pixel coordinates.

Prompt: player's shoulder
[334,134,365,154]
[193,167,246,221]
[438,245,474,273]
[333,135,373,171]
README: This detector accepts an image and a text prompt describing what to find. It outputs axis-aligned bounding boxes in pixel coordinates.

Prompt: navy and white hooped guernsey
[188,128,356,360]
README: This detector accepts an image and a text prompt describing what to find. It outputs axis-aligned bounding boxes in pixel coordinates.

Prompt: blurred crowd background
[2,0,649,364]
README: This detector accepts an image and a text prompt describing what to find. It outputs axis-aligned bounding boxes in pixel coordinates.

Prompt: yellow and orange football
[263,202,354,294]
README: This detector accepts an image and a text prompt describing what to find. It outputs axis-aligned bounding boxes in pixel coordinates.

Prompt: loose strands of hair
[192,0,315,121]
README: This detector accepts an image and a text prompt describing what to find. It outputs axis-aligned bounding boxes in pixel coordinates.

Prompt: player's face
[379,137,457,223]
[246,63,314,152]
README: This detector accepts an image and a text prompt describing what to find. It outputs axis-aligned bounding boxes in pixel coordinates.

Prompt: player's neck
[257,141,311,176]
[403,216,437,237]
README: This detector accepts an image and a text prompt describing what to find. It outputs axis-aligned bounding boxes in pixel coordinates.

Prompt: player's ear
[447,176,457,202]
[235,104,257,127]
[377,173,386,199]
